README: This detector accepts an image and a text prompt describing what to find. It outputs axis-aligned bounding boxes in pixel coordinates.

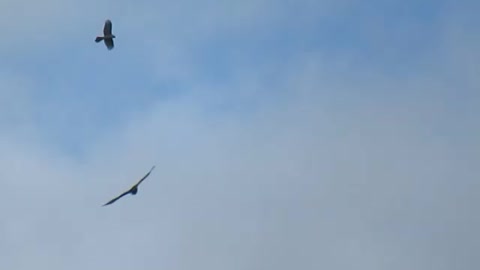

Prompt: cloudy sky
[0,0,478,269]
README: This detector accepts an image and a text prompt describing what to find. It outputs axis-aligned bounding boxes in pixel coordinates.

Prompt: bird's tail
[95,36,104,42]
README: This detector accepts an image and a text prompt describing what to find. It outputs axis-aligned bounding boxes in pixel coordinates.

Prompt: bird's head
[112,35,116,38]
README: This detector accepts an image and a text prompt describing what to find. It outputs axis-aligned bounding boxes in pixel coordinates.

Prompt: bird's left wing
[103,19,112,35]
[102,190,130,206]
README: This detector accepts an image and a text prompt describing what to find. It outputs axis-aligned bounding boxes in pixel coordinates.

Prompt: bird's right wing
[103,20,112,35]
[134,166,156,187]
[104,38,114,50]
[102,190,130,206]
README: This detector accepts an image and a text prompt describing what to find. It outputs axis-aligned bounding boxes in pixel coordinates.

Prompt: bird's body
[95,19,115,50]
[103,166,155,206]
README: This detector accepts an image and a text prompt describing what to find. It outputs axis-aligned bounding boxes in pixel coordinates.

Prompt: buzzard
[95,19,115,50]
[103,166,156,206]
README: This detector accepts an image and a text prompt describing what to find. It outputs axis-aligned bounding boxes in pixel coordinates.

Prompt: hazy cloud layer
[0,0,478,269]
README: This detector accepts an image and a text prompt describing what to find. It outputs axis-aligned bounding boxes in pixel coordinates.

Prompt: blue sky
[0,0,479,269]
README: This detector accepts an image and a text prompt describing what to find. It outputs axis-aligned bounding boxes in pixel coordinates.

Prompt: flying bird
[95,19,115,50]
[103,166,156,206]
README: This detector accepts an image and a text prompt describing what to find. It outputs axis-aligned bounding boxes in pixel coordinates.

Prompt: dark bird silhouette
[95,19,115,50]
[103,166,155,206]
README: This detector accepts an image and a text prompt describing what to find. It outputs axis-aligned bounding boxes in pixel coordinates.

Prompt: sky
[0,0,478,269]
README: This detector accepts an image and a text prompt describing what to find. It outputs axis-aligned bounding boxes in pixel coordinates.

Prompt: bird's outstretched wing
[103,20,112,36]
[132,166,156,188]
[104,38,114,50]
[103,190,130,206]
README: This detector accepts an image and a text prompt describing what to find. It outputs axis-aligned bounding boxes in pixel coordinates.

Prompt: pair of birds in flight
[94,18,152,206]
[95,19,153,206]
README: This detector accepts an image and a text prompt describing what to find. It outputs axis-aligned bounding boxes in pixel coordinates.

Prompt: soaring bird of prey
[103,166,156,206]
[95,19,115,50]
